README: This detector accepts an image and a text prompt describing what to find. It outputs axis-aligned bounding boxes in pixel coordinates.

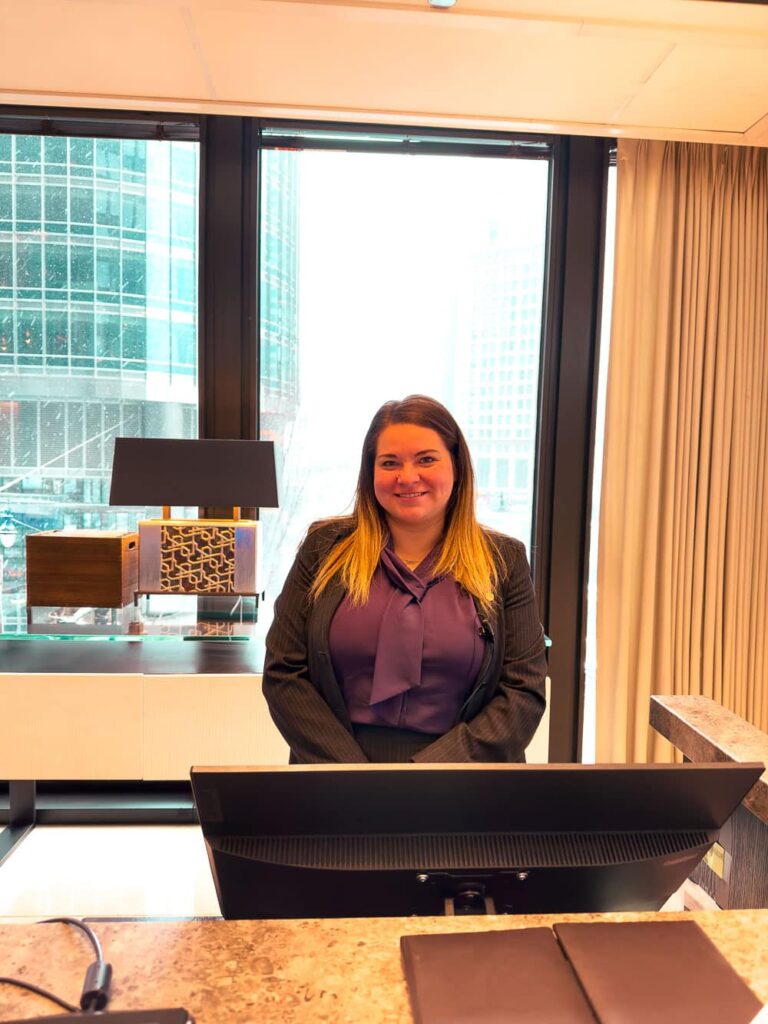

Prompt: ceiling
[2,0,768,144]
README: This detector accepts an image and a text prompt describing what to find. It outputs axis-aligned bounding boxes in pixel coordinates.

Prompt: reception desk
[0,911,766,1022]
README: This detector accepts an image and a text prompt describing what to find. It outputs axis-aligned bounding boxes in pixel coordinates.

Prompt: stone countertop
[0,911,766,1023]
[650,695,768,824]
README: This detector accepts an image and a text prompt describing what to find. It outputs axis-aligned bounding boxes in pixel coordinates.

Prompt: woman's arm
[262,529,369,764]
[411,537,547,763]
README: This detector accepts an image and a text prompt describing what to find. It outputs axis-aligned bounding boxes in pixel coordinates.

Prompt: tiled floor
[0,825,220,920]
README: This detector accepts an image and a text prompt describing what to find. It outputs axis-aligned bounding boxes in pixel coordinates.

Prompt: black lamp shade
[109,438,279,509]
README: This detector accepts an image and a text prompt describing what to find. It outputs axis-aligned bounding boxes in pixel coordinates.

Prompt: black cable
[0,975,78,1012]
[41,916,113,1012]
[0,917,113,1015]
[41,916,104,961]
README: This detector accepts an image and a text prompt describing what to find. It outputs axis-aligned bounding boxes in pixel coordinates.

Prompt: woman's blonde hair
[310,395,501,612]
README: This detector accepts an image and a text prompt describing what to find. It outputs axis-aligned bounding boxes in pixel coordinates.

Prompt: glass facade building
[0,135,199,626]
[454,212,546,543]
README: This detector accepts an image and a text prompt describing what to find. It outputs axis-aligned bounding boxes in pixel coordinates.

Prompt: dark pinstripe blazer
[262,519,547,763]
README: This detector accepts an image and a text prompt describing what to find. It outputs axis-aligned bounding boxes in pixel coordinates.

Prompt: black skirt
[352,723,442,763]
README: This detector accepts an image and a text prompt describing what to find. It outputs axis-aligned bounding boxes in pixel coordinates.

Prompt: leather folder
[400,927,597,1023]
[553,921,763,1024]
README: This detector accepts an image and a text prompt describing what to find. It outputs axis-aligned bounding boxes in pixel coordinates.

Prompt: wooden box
[26,530,139,608]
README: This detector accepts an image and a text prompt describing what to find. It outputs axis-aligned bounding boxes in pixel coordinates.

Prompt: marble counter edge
[0,911,767,1022]
[650,695,768,824]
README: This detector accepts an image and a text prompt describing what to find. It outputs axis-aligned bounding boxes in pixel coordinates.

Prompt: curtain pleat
[597,140,768,762]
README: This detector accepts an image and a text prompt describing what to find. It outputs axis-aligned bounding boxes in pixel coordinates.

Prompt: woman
[262,395,547,763]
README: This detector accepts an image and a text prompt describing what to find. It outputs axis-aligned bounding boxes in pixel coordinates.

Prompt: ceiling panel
[617,42,768,132]
[193,4,669,124]
[1,0,768,144]
[0,2,212,100]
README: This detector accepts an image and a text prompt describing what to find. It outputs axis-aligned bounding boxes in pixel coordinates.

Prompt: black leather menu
[400,927,597,1023]
[554,920,763,1024]
[401,921,763,1023]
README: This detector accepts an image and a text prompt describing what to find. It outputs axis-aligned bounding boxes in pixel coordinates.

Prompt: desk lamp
[109,438,278,599]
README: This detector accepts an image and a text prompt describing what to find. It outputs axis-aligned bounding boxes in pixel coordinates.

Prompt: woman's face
[373,422,455,533]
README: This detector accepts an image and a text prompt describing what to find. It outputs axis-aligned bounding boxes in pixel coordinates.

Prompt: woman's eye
[419,456,436,465]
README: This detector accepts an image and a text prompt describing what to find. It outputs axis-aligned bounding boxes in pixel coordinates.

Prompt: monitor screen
[190,762,763,919]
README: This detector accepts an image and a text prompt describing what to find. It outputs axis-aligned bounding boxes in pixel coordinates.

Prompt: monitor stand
[444,885,497,915]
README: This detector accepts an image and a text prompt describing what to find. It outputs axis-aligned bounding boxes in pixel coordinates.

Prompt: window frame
[0,107,609,829]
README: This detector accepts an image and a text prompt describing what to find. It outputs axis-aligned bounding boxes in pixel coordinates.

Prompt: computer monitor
[190,762,763,919]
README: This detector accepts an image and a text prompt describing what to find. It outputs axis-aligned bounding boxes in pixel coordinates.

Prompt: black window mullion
[535,136,609,762]
[198,116,259,440]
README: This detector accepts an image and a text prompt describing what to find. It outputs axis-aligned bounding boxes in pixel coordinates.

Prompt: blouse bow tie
[368,546,437,706]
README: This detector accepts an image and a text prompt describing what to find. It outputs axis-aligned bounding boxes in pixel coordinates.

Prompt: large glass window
[583,158,617,762]
[258,135,551,627]
[0,134,200,630]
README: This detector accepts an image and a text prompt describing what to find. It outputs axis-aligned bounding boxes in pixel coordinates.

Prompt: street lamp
[0,510,19,550]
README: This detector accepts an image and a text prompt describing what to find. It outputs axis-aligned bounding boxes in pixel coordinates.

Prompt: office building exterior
[0,135,199,623]
[0,134,303,627]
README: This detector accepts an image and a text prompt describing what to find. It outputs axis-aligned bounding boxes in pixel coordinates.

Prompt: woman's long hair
[310,395,501,611]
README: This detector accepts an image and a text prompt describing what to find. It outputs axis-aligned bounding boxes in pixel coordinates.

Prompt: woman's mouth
[396,491,427,500]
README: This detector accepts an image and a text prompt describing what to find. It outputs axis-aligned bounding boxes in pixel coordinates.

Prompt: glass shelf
[1,593,264,643]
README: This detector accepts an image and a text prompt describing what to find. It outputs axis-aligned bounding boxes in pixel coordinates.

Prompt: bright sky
[296,148,549,455]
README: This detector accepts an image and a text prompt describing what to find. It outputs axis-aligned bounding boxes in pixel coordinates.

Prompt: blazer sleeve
[262,529,369,764]
[411,537,547,763]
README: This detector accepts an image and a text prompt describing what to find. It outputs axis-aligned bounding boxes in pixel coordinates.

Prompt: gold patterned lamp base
[137,518,261,596]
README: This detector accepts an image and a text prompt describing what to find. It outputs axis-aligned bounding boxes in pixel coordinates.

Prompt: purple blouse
[328,546,484,734]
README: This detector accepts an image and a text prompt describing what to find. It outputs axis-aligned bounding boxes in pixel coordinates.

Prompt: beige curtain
[597,139,768,763]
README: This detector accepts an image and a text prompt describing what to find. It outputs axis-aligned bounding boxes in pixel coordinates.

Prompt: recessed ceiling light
[428,0,456,8]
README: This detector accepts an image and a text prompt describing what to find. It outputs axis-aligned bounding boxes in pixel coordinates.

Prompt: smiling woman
[262,395,548,764]
[373,422,455,551]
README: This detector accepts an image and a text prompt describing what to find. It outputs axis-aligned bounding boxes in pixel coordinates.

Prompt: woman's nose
[397,462,419,483]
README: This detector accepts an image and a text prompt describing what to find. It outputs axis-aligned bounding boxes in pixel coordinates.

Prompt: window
[96,188,120,228]
[70,187,93,226]
[70,137,94,171]
[122,192,146,232]
[16,184,41,223]
[44,245,68,290]
[15,135,41,169]
[122,250,145,296]
[45,185,67,224]
[0,242,12,289]
[0,115,606,770]
[258,133,550,629]
[0,133,200,630]
[96,313,120,369]
[96,246,120,294]
[123,318,146,370]
[45,313,69,366]
[17,242,42,288]
[70,312,94,365]
[70,245,94,289]
[583,157,618,763]
[44,137,67,169]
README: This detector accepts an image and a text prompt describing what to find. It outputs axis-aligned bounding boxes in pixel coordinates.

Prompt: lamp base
[138,518,261,596]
